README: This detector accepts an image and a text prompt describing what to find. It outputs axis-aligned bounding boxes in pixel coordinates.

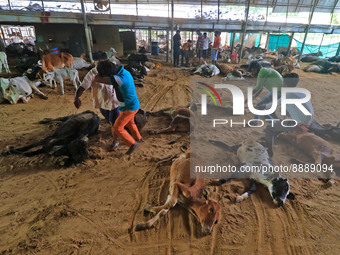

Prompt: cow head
[0,77,32,104]
[191,198,220,235]
[43,71,54,83]
[268,177,295,206]
[67,137,89,163]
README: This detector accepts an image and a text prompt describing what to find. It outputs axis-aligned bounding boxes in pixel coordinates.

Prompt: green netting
[268,34,290,51]
[294,39,339,58]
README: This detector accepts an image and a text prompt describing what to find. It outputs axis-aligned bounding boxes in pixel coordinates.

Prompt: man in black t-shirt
[173,30,182,67]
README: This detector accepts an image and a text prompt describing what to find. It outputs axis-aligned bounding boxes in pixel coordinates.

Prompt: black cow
[1,111,100,166]
[128,53,148,64]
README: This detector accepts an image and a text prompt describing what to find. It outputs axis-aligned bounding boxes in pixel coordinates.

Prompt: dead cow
[42,52,73,72]
[1,111,100,166]
[43,68,81,95]
[135,149,220,235]
[279,132,339,182]
[0,51,11,73]
[0,76,47,104]
[148,104,197,134]
[210,139,296,206]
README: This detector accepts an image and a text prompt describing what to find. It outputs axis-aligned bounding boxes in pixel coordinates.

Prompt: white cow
[0,77,47,104]
[0,51,11,73]
[43,68,81,95]
[72,57,91,69]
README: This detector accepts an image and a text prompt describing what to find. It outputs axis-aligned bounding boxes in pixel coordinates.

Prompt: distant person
[181,40,192,67]
[95,61,142,155]
[74,51,119,149]
[173,30,182,67]
[211,31,221,65]
[202,32,211,59]
[196,30,204,58]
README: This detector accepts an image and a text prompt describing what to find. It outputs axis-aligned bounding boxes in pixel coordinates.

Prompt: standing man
[196,30,204,58]
[173,30,182,67]
[74,51,120,150]
[95,61,142,155]
[202,32,211,59]
[211,31,221,65]
[181,40,192,67]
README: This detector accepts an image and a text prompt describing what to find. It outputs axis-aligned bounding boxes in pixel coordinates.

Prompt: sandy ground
[0,62,340,255]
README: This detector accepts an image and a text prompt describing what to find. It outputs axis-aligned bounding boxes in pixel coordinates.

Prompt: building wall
[34,23,123,57]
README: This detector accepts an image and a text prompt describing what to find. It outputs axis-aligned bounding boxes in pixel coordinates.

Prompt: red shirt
[212,36,221,50]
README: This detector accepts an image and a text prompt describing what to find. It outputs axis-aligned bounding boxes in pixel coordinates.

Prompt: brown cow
[148,105,196,134]
[279,132,339,182]
[135,149,220,235]
[42,52,73,72]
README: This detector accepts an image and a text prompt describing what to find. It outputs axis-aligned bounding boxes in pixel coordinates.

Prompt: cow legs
[236,180,257,203]
[59,79,64,95]
[28,81,48,99]
[135,185,179,231]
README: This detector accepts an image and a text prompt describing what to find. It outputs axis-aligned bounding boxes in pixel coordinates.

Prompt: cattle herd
[0,42,340,236]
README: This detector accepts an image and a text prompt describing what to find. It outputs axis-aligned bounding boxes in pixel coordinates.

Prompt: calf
[0,51,10,73]
[0,76,47,104]
[148,104,196,134]
[279,132,339,182]
[72,57,91,69]
[1,111,100,166]
[210,139,295,206]
[42,52,73,72]
[135,149,220,235]
[43,68,80,95]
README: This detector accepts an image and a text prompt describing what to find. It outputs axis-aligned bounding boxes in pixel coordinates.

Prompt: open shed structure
[1,0,340,60]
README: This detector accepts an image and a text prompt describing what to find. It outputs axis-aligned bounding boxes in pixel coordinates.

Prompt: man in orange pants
[95,61,142,155]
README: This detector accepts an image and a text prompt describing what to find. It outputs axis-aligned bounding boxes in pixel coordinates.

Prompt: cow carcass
[0,51,11,73]
[43,68,81,95]
[72,57,92,69]
[0,76,47,104]
[42,52,73,72]
[1,111,101,166]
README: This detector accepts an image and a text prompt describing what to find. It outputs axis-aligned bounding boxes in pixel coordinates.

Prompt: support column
[166,29,169,62]
[336,42,340,56]
[287,32,295,55]
[170,0,174,63]
[217,0,220,21]
[148,27,152,51]
[299,0,319,60]
[265,32,270,49]
[80,0,93,63]
[230,32,235,54]
[238,0,251,61]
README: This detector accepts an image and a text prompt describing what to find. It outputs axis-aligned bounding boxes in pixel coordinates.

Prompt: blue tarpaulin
[268,34,290,51]
[294,39,340,58]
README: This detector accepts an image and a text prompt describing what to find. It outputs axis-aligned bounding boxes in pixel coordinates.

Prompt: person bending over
[74,51,120,148]
[95,61,142,155]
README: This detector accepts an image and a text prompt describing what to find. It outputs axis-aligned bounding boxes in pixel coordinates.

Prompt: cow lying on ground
[72,57,92,69]
[0,77,47,104]
[210,139,296,206]
[279,132,339,183]
[42,52,73,72]
[1,111,100,166]
[148,103,197,134]
[43,68,81,95]
[273,63,294,75]
[303,60,339,73]
[308,120,340,142]
[135,148,220,235]
[328,56,340,62]
[0,51,11,73]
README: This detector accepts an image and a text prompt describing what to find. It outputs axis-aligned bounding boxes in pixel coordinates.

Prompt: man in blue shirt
[95,61,142,155]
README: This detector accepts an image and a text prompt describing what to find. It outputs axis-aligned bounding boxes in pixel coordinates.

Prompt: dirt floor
[0,61,340,255]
